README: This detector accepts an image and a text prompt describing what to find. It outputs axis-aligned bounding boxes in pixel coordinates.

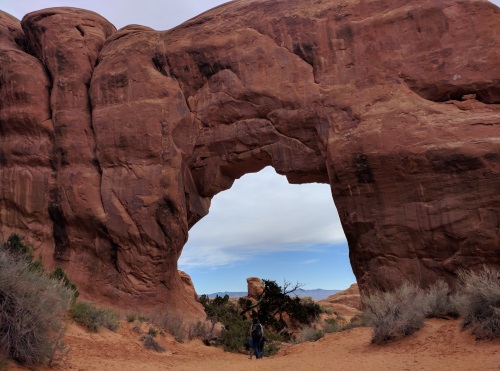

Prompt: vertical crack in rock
[48,188,70,260]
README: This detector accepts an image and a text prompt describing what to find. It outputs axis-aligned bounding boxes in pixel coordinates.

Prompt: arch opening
[180,166,355,296]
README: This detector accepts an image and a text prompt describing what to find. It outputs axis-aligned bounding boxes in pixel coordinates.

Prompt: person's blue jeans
[251,338,264,359]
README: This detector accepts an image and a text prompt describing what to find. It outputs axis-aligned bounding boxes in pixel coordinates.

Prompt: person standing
[249,317,264,359]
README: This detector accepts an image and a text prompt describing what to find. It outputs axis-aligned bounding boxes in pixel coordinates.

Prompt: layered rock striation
[1,0,499,315]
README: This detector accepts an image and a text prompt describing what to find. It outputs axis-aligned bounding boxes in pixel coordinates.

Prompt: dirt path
[7,318,499,371]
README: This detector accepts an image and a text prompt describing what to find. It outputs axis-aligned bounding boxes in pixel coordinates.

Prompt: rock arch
[0,0,499,316]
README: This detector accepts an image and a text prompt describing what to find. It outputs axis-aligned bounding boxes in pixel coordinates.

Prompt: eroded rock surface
[1,0,499,315]
[247,277,265,298]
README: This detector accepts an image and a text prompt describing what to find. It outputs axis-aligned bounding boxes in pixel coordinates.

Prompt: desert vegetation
[2,233,498,369]
[70,301,119,332]
[456,267,500,340]
[0,235,73,366]
[0,234,120,367]
[198,279,347,354]
[363,266,500,344]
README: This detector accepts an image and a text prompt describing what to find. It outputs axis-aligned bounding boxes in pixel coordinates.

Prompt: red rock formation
[0,0,499,316]
[247,277,265,298]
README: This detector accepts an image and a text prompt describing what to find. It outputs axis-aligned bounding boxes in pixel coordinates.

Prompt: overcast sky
[2,0,498,294]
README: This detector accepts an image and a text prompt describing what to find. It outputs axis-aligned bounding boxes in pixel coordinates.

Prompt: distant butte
[0,0,499,318]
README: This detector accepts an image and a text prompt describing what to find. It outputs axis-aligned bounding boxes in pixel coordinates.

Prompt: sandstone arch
[0,0,499,316]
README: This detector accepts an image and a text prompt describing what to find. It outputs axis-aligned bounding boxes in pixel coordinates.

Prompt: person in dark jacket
[249,317,264,359]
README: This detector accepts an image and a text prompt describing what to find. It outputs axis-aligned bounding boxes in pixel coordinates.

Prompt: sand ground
[7,318,499,371]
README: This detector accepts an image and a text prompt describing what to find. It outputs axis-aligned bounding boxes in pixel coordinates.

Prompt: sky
[2,0,498,295]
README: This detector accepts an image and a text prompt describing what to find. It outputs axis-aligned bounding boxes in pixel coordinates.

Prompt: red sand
[7,318,499,371]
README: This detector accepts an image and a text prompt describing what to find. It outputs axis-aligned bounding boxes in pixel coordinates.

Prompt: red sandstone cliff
[0,0,499,316]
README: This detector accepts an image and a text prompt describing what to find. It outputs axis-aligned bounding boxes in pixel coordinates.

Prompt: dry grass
[70,301,119,332]
[0,250,72,366]
[457,266,500,340]
[296,326,324,342]
[363,267,500,343]
[151,312,187,342]
[363,282,427,344]
[423,280,459,319]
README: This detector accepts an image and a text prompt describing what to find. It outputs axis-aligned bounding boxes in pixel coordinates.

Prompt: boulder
[247,277,265,298]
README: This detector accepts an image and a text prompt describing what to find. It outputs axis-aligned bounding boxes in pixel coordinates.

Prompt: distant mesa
[207,288,341,301]
[0,0,499,318]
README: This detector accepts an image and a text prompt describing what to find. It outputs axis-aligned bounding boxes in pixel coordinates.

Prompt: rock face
[0,0,499,315]
[247,277,265,298]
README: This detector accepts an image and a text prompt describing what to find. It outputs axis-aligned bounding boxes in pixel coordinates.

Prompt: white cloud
[1,1,229,30]
[4,1,500,31]
[180,167,346,268]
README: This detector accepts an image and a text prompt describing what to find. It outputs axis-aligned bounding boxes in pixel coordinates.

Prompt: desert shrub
[349,312,371,328]
[262,329,283,356]
[0,249,72,366]
[152,312,186,342]
[264,340,281,356]
[1,234,44,271]
[1,234,31,257]
[319,306,334,315]
[141,334,166,352]
[200,294,237,325]
[127,313,137,323]
[132,324,142,334]
[200,294,252,352]
[0,352,7,371]
[363,282,427,344]
[148,327,158,337]
[70,301,119,332]
[220,318,252,352]
[49,267,79,302]
[240,280,322,339]
[323,318,342,333]
[457,266,500,340]
[188,321,214,341]
[296,326,324,342]
[423,280,459,319]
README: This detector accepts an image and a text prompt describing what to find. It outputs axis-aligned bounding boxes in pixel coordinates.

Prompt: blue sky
[3,0,498,294]
[180,167,355,294]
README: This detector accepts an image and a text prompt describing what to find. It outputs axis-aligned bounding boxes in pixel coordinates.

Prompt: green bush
[323,318,341,333]
[1,234,31,257]
[240,280,322,339]
[262,329,282,356]
[457,266,500,340]
[363,282,427,344]
[220,316,252,352]
[70,301,119,332]
[0,250,72,366]
[50,267,79,303]
[1,234,44,271]
[200,294,252,352]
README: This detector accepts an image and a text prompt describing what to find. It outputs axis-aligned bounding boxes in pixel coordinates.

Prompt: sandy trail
[7,318,499,371]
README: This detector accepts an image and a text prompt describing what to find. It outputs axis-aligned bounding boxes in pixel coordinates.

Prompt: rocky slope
[0,0,499,316]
